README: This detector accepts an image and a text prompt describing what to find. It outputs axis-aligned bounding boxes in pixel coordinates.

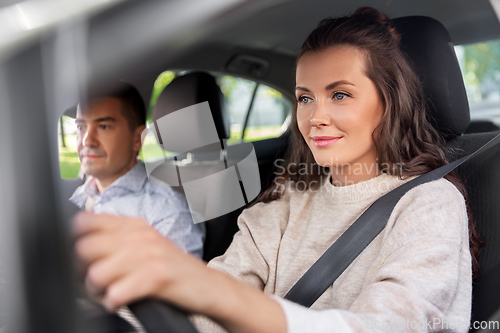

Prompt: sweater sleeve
[274,179,472,333]
[191,194,291,332]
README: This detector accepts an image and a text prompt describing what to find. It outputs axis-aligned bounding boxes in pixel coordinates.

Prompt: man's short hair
[108,82,146,131]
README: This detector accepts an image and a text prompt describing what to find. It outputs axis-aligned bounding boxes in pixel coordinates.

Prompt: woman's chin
[314,158,344,169]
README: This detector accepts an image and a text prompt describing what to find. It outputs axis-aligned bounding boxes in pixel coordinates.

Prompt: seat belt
[284,133,500,308]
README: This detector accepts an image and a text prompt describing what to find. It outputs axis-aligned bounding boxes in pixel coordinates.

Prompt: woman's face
[296,46,384,183]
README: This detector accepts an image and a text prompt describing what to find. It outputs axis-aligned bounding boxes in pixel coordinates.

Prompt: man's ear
[133,125,146,153]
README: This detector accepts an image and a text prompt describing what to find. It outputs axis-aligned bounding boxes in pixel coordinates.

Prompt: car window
[140,71,178,164]
[455,39,500,124]
[149,72,293,144]
[58,114,80,179]
[216,75,292,144]
[244,84,291,142]
[216,75,257,144]
[148,71,176,116]
[59,71,293,179]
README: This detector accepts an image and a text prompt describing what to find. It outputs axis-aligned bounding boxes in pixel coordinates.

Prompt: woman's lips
[311,136,342,147]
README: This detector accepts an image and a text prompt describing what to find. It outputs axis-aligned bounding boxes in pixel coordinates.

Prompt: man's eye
[333,92,349,101]
[99,124,109,130]
[76,125,83,130]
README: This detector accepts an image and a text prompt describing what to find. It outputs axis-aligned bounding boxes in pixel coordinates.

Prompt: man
[69,83,205,258]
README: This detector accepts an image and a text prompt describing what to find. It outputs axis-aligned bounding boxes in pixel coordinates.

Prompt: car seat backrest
[466,120,500,134]
[151,71,242,261]
[393,16,500,328]
[392,16,471,139]
[152,71,230,140]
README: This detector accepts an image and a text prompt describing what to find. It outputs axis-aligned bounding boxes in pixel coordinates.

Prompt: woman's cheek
[297,116,309,138]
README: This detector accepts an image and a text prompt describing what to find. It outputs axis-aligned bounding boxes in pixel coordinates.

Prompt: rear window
[455,40,500,124]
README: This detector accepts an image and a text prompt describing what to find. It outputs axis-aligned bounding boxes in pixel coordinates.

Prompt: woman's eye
[298,96,312,104]
[333,92,348,101]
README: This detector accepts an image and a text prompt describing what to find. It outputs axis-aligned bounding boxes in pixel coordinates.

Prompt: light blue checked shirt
[70,161,205,258]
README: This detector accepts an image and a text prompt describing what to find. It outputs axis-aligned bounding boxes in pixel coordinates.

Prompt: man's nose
[309,101,332,127]
[82,127,98,147]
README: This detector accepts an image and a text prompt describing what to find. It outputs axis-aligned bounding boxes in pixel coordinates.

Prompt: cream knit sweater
[190,173,472,332]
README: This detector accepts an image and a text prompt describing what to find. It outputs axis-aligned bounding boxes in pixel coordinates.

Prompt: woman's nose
[309,102,332,127]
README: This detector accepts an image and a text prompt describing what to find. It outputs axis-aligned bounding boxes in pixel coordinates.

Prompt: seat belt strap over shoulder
[284,133,500,308]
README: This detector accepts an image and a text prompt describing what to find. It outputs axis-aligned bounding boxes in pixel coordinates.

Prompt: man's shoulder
[69,182,88,208]
[144,177,176,196]
[140,178,199,227]
[143,177,188,206]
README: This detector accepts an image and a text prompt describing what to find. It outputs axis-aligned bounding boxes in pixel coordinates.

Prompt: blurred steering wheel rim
[129,299,198,333]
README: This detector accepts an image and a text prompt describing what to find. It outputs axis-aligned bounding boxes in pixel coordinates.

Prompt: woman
[75,7,482,332]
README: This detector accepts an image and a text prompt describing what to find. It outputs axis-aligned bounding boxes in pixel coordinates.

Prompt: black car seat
[466,120,500,134]
[392,16,500,328]
[150,72,243,262]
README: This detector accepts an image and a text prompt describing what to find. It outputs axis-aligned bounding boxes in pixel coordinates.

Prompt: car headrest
[392,16,470,139]
[152,72,230,140]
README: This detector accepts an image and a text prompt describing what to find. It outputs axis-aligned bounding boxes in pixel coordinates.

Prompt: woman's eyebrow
[325,80,355,90]
[295,86,310,93]
[295,80,355,93]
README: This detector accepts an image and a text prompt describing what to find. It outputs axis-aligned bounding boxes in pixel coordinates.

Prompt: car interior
[0,0,500,332]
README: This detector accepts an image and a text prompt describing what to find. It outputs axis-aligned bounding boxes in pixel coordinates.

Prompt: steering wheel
[79,298,198,333]
[129,300,198,333]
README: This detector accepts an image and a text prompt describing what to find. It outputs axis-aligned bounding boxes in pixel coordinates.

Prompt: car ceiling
[5,0,495,111]
[160,0,500,100]
[204,0,500,52]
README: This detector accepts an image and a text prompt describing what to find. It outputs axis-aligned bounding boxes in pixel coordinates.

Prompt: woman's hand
[73,212,287,333]
[73,212,212,313]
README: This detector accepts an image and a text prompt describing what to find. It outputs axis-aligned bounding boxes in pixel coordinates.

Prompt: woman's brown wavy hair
[257,7,483,278]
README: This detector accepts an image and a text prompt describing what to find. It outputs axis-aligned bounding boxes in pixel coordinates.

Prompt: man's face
[76,98,143,187]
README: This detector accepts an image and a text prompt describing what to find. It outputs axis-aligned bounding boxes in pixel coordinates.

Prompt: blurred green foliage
[463,40,500,96]
[58,133,80,179]
[148,70,176,119]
